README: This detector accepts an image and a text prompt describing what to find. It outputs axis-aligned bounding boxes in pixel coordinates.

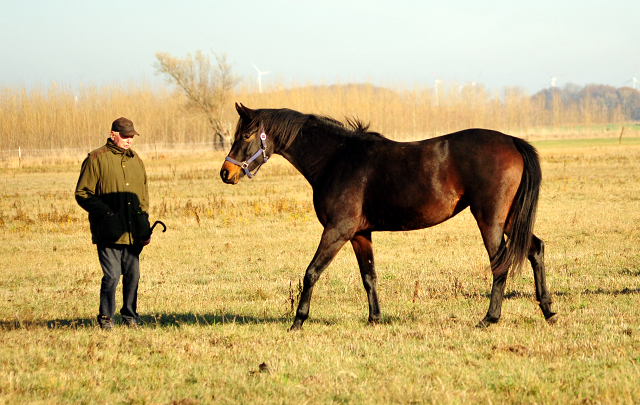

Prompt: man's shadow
[0,312,293,330]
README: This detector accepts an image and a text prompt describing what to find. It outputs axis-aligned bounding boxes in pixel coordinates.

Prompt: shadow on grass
[473,290,570,300]
[495,287,637,301]
[620,268,640,276]
[4,288,635,331]
[0,312,294,331]
[580,287,640,296]
[0,311,431,331]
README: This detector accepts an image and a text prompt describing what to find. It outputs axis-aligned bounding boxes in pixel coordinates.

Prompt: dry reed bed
[1,82,637,155]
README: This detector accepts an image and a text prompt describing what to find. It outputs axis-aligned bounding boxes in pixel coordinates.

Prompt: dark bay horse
[221,103,557,329]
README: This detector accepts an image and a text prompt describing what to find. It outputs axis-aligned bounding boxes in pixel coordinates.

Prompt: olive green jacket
[75,139,151,245]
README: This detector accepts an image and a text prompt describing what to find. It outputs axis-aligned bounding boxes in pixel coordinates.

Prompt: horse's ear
[235,103,255,121]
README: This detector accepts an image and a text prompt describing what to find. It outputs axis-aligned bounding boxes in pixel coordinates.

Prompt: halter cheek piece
[224,131,269,179]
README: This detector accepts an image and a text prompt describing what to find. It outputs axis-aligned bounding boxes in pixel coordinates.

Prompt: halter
[224,129,269,179]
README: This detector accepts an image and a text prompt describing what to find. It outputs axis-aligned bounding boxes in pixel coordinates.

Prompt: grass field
[1,136,639,404]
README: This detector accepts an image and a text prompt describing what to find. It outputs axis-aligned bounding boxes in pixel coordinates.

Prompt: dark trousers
[97,244,143,320]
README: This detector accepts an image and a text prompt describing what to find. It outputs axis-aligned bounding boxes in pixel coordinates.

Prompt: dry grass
[0,137,639,403]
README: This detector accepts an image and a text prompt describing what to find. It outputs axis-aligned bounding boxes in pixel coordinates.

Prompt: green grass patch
[532,136,640,149]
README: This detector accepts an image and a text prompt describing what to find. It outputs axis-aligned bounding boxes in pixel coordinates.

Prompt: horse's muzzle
[220,161,240,184]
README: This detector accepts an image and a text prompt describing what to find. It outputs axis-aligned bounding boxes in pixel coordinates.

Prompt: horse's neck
[278,128,342,185]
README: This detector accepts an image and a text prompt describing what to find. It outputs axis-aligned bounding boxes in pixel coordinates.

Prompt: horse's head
[220,103,274,185]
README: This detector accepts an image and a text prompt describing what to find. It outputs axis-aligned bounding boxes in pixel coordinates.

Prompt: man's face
[110,131,134,149]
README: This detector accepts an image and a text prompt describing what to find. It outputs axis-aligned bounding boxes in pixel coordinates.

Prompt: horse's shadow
[482,287,638,300]
[580,287,640,296]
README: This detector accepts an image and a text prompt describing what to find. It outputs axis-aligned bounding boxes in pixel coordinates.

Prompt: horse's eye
[243,133,252,140]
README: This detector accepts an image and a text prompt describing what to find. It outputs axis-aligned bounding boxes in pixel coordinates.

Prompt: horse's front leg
[350,231,381,323]
[291,228,350,330]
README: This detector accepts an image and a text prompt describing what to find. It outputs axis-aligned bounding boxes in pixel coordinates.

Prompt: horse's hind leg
[529,234,557,324]
[350,231,381,323]
[475,220,509,328]
[477,261,509,328]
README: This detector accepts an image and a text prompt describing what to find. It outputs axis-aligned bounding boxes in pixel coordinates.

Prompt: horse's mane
[240,108,387,151]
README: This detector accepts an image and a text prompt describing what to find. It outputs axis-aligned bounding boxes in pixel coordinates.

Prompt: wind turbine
[623,77,638,90]
[458,71,482,93]
[458,81,478,92]
[252,63,270,93]
[430,69,443,106]
[546,71,565,88]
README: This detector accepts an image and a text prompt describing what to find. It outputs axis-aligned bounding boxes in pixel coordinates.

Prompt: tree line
[532,84,640,121]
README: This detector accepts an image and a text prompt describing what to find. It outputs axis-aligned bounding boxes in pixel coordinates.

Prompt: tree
[154,50,240,149]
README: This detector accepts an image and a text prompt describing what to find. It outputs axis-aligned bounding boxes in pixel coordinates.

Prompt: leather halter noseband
[224,130,269,179]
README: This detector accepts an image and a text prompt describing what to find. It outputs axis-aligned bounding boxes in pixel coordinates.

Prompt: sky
[1,1,639,95]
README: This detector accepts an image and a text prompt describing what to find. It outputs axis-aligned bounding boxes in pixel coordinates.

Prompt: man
[75,117,151,330]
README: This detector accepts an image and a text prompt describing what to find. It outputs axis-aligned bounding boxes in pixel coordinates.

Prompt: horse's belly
[366,201,462,232]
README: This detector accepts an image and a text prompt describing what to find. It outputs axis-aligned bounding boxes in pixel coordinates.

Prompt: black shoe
[97,315,114,330]
[122,317,143,329]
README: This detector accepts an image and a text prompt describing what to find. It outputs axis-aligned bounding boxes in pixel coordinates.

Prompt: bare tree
[154,50,240,149]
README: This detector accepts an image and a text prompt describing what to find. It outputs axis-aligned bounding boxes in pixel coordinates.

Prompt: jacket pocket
[133,211,151,241]
[96,211,126,243]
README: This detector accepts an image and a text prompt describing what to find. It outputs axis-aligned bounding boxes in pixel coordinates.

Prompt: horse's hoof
[476,316,499,328]
[476,319,492,328]
[545,313,558,325]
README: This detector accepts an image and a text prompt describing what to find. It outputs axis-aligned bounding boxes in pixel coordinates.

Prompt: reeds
[0,80,635,154]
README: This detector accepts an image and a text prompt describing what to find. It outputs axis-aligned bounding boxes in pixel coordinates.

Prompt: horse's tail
[491,137,542,277]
